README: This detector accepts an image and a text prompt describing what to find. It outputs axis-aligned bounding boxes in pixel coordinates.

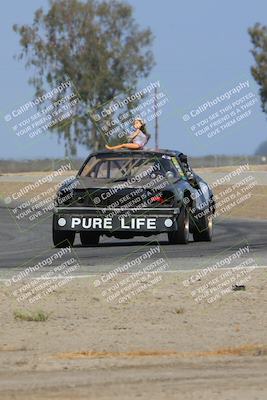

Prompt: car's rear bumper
[53,207,180,233]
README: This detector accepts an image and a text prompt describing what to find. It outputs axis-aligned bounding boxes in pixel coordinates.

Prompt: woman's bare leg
[105,143,141,150]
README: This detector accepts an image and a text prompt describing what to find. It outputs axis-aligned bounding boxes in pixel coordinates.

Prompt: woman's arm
[128,129,140,141]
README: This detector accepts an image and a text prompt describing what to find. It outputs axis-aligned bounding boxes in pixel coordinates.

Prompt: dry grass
[175,306,185,314]
[54,344,267,360]
[2,170,77,177]
[13,309,50,322]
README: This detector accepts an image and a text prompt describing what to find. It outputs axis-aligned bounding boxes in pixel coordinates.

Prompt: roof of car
[90,148,184,157]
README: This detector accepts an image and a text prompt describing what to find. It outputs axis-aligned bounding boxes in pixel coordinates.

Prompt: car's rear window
[79,155,182,180]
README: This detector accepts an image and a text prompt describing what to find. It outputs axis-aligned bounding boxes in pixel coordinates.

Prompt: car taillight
[150,195,165,204]
[150,191,175,206]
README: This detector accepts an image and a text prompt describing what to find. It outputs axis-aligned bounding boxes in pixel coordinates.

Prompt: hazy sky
[1,0,267,158]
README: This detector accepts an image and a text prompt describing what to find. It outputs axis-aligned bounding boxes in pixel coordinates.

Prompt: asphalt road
[0,205,266,279]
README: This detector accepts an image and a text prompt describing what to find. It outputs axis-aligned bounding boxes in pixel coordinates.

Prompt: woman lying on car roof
[105,118,150,150]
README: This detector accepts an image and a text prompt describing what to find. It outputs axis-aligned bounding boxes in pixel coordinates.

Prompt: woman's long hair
[137,119,151,143]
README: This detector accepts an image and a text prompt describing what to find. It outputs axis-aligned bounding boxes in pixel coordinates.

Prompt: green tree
[248,23,267,113]
[13,0,154,154]
[255,140,267,155]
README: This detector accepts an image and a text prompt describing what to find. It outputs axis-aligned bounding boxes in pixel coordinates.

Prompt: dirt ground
[194,164,267,172]
[0,268,267,399]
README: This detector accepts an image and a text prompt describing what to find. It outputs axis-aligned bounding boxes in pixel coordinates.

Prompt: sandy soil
[213,184,267,219]
[0,268,267,399]
[195,164,267,173]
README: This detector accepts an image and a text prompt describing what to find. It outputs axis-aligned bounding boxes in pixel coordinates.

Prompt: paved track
[0,205,266,279]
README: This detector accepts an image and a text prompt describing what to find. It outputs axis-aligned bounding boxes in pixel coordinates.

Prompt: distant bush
[0,159,82,173]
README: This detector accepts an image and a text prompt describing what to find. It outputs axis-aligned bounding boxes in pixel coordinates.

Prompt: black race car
[53,149,215,247]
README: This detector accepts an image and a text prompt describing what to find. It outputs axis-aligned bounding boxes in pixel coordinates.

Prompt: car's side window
[110,160,125,178]
[80,156,99,177]
[95,161,108,178]
[170,157,185,178]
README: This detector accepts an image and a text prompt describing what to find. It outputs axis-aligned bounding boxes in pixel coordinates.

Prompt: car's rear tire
[80,231,100,246]
[193,215,213,242]
[168,207,189,244]
[53,229,75,248]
